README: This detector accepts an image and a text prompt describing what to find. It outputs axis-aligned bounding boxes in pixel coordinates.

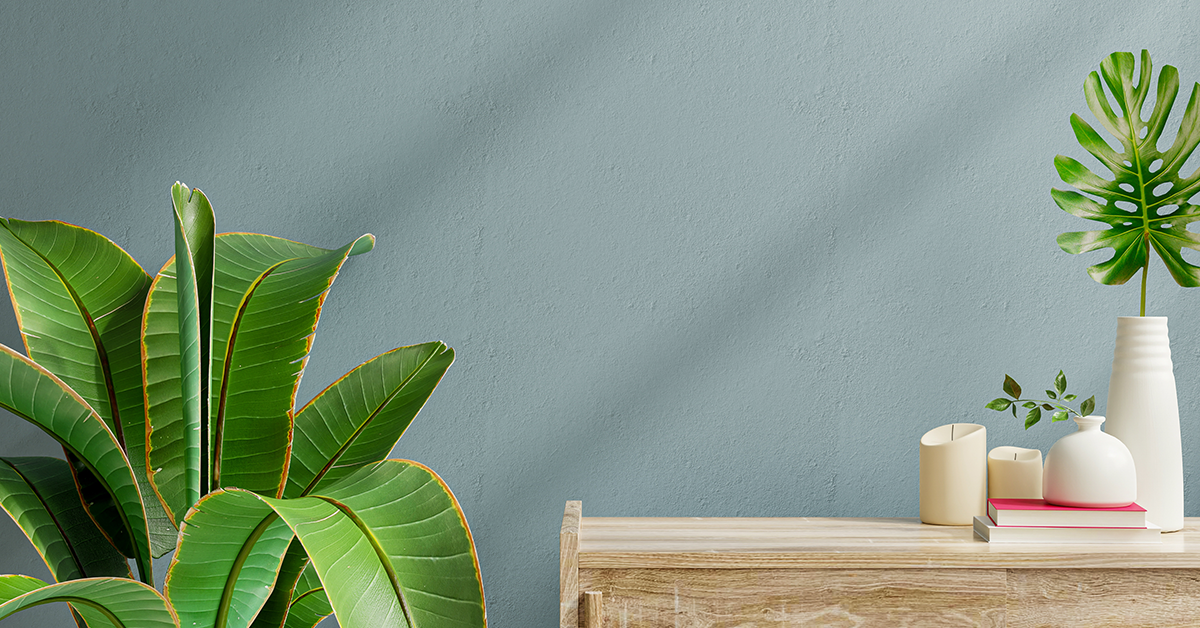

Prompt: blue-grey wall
[3,2,1200,626]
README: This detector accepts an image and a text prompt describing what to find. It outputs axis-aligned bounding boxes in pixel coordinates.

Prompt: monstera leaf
[1055,50,1200,314]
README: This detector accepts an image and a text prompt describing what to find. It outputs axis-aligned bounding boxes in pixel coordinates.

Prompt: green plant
[985,370,1095,430]
[1054,50,1200,316]
[0,183,485,627]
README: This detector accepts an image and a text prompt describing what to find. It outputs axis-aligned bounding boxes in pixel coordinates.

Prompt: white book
[973,516,1161,543]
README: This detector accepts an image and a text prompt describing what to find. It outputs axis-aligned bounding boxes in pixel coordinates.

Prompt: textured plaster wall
[2,1,1200,625]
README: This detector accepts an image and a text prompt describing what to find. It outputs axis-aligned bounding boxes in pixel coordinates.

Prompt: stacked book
[973,498,1161,543]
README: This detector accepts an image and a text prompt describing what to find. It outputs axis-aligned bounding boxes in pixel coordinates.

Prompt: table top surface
[574,516,1200,569]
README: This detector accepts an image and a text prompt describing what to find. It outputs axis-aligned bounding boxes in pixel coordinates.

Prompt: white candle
[920,423,987,525]
[988,446,1043,500]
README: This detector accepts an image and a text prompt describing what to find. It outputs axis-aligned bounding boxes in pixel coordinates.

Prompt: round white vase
[1042,415,1136,508]
[1105,316,1183,531]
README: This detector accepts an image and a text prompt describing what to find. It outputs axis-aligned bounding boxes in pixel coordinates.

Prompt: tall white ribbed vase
[1105,316,1184,532]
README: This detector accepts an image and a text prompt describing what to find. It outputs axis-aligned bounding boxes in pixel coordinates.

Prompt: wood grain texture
[583,591,603,628]
[561,501,582,628]
[579,516,1200,569]
[579,568,1006,627]
[562,506,1200,626]
[1006,569,1200,628]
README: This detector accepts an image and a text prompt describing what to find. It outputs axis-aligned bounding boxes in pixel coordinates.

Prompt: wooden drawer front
[1006,569,1200,628]
[579,568,1006,627]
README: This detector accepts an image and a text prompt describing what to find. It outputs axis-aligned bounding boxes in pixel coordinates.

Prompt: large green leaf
[170,182,216,506]
[285,342,454,498]
[0,575,178,628]
[145,237,308,525]
[321,460,485,628]
[166,461,484,628]
[210,233,373,495]
[65,449,135,558]
[0,218,175,555]
[283,590,331,628]
[142,263,190,527]
[248,540,310,628]
[282,566,331,628]
[0,344,152,583]
[1055,50,1200,294]
[0,457,130,583]
[145,232,373,511]
[165,493,294,628]
[167,488,406,628]
[0,218,149,447]
[0,574,44,602]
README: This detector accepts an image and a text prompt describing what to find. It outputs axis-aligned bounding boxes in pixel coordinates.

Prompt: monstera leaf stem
[1141,254,1149,316]
[1123,88,1152,318]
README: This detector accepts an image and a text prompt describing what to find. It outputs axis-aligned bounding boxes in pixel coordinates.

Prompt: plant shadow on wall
[0,183,485,627]
[483,7,1084,521]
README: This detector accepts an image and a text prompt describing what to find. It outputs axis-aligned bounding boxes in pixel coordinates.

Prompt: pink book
[987,498,1147,528]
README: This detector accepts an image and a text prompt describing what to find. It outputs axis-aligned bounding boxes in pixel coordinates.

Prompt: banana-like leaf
[282,567,331,628]
[167,487,406,628]
[165,492,295,628]
[0,218,175,556]
[65,449,135,558]
[0,218,149,447]
[283,590,331,628]
[285,342,454,498]
[0,345,152,583]
[170,182,216,506]
[167,461,484,628]
[145,233,373,513]
[1055,50,1200,289]
[142,262,190,527]
[248,539,310,628]
[0,457,130,582]
[0,574,44,602]
[320,460,485,627]
[210,233,374,495]
[0,575,178,628]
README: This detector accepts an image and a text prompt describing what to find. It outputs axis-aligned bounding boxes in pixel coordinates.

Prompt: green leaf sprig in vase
[1053,50,1200,316]
[985,370,1096,430]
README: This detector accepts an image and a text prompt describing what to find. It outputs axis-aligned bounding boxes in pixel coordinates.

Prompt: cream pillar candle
[988,446,1043,500]
[920,423,986,525]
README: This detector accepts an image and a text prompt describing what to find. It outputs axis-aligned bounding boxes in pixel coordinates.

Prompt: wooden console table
[560,501,1200,627]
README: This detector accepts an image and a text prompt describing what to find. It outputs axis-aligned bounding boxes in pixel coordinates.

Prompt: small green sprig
[985,370,1095,429]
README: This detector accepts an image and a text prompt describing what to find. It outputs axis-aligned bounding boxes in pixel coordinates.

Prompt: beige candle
[920,423,986,525]
[988,446,1043,500]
